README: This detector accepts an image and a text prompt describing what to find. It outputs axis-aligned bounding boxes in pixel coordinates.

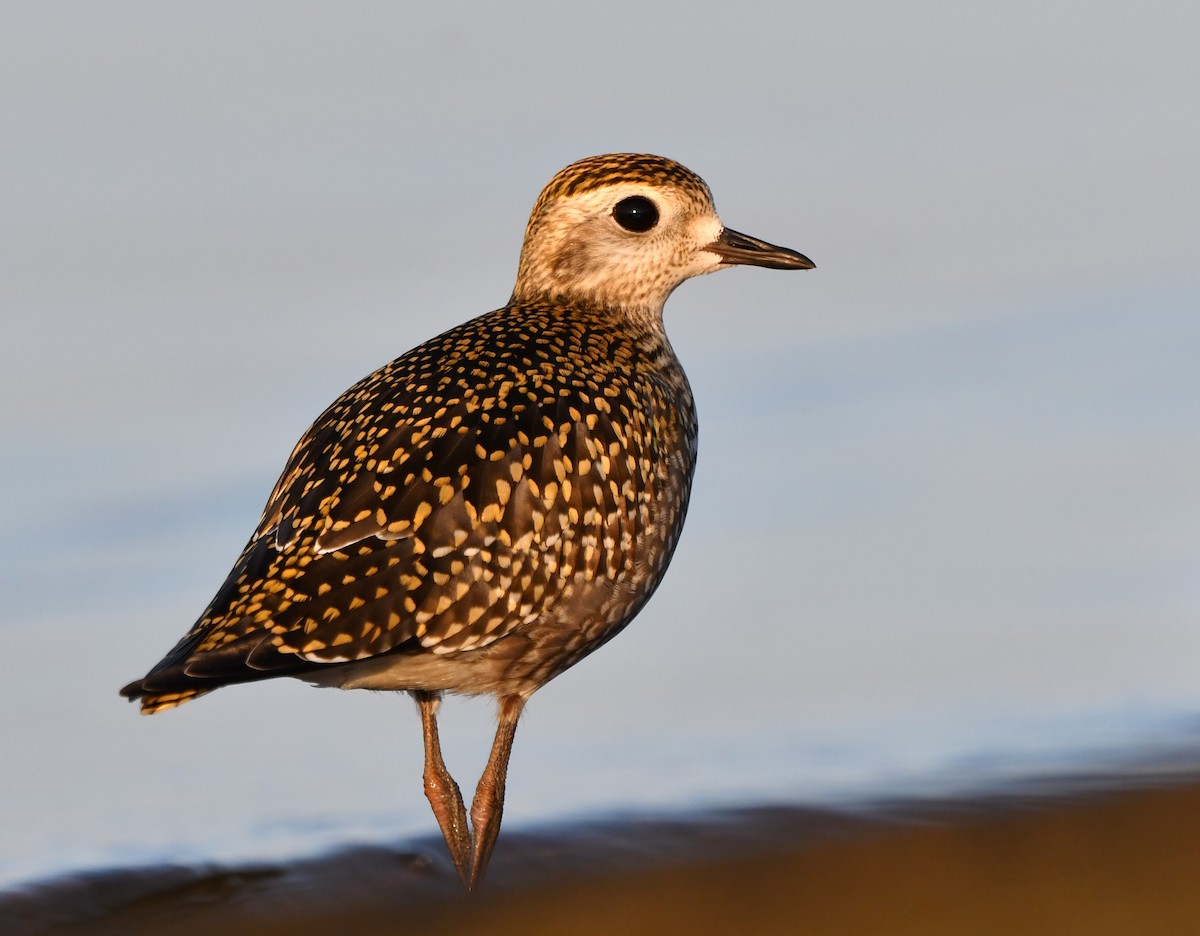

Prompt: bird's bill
[705,227,815,270]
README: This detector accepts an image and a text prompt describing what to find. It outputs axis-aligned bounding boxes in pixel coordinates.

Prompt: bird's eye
[612,195,660,233]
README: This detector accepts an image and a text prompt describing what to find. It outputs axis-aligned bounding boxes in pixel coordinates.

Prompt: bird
[121,153,814,890]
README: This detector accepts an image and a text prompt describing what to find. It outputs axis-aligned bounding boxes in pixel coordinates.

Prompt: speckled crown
[528,153,713,219]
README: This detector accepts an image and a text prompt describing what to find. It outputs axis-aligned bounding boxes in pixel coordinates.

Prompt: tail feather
[120,679,212,715]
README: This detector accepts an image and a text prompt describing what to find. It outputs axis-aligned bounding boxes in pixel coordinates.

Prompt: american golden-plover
[122,153,814,889]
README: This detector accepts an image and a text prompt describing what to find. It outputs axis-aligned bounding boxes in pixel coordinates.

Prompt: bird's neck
[507,286,669,334]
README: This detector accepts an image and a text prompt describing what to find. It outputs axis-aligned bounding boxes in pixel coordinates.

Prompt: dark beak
[705,227,815,270]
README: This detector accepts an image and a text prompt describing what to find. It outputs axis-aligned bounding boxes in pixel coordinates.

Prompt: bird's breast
[168,303,700,694]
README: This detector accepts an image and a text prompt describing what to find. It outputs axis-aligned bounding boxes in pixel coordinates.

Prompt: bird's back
[122,297,697,711]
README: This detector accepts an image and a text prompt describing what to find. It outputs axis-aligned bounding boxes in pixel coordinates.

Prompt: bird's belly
[300,560,666,699]
[303,418,695,699]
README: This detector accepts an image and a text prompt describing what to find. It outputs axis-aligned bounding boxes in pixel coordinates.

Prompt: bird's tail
[120,679,212,715]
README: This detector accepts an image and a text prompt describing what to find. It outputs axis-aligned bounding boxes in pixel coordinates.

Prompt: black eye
[612,195,660,233]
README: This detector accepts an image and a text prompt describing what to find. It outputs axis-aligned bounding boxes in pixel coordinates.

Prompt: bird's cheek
[551,236,594,281]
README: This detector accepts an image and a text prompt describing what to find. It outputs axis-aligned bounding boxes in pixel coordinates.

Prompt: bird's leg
[413,690,472,888]
[466,694,526,890]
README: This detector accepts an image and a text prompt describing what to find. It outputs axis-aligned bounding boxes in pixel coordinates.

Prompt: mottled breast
[159,299,698,690]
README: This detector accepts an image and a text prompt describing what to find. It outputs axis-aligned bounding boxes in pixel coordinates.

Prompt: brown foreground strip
[5,776,1200,936]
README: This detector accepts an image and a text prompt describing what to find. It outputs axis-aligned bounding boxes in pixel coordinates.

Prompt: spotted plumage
[122,153,813,889]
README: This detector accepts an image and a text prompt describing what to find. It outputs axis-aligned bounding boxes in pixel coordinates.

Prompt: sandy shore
[5,773,1200,936]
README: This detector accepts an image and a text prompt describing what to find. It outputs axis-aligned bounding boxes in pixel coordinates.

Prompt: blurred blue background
[2,1,1198,888]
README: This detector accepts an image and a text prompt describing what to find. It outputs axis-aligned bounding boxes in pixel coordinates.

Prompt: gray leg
[467,694,526,890]
[414,690,472,887]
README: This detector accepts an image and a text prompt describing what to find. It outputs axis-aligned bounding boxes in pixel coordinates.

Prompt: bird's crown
[528,153,714,216]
